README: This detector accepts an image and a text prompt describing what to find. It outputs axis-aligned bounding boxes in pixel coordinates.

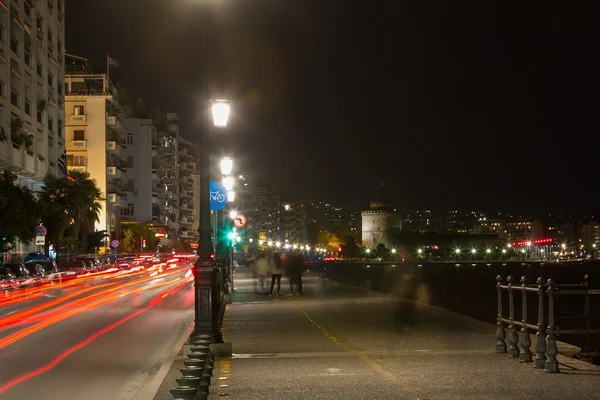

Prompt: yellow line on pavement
[283,294,397,383]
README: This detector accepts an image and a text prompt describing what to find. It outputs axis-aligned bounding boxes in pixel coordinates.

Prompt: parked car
[0,266,18,291]
[58,260,89,275]
[24,260,59,277]
[0,262,34,288]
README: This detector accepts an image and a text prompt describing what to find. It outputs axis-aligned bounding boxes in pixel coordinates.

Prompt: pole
[106,54,110,84]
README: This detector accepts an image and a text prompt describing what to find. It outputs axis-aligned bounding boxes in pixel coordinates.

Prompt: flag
[58,149,67,177]
[107,56,120,67]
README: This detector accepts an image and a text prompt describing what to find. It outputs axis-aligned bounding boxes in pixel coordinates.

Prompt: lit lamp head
[212,100,230,127]
[229,210,237,219]
[227,191,235,202]
[221,157,233,175]
[223,176,234,191]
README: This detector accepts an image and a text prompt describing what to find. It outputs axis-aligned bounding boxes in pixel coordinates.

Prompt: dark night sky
[66,1,598,213]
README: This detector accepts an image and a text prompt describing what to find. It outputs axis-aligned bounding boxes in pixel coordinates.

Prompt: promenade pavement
[156,266,600,400]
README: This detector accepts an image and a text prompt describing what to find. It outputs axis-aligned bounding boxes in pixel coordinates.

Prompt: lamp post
[194,100,231,340]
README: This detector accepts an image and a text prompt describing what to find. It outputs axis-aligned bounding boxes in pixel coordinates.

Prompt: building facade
[361,202,402,249]
[121,118,161,224]
[64,54,127,239]
[156,113,179,237]
[1,0,65,190]
[280,202,308,245]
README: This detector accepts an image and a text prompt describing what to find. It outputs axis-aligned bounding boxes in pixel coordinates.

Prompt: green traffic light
[227,232,235,240]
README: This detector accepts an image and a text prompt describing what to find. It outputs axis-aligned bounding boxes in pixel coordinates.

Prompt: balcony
[70,140,87,149]
[180,203,193,212]
[70,114,86,123]
[107,193,127,207]
[106,116,117,126]
[180,218,194,227]
[152,196,162,206]
[106,141,125,158]
[68,165,87,173]
[180,231,197,239]
[180,190,193,199]
[106,166,125,181]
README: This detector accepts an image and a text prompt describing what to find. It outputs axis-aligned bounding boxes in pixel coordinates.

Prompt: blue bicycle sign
[209,181,228,211]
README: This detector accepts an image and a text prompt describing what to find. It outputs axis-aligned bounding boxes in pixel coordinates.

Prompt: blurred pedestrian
[289,252,304,296]
[269,252,283,295]
[254,253,270,296]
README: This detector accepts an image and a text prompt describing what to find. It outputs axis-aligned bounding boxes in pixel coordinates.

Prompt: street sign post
[35,225,47,237]
[111,239,119,248]
[209,181,228,211]
[35,236,45,246]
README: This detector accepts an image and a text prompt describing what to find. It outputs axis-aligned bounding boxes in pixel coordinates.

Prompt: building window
[25,99,32,116]
[0,25,4,42]
[124,179,134,192]
[66,155,86,167]
[47,117,53,132]
[10,36,19,54]
[24,51,31,66]
[127,133,133,145]
[121,204,134,216]
[58,122,63,138]
[24,1,31,17]
[47,73,53,87]
[0,81,4,98]
[125,156,134,168]
[36,63,43,77]
[10,89,19,107]
[57,82,63,96]
[73,105,84,115]
[73,130,85,141]
[37,109,42,123]
[36,16,43,33]
[57,41,63,54]
[47,29,53,44]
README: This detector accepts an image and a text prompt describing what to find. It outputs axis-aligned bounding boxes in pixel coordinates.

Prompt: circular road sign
[233,214,247,229]
[111,239,120,248]
[35,225,47,236]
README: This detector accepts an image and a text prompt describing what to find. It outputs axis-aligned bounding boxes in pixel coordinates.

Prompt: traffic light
[142,239,147,248]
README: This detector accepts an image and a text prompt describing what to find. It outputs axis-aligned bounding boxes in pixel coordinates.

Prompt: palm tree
[122,223,157,253]
[38,171,104,256]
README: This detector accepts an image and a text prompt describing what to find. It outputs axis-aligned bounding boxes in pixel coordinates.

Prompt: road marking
[231,349,492,359]
[282,293,399,383]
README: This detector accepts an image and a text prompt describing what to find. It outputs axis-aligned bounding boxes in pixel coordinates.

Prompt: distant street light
[227,191,235,202]
[229,210,237,219]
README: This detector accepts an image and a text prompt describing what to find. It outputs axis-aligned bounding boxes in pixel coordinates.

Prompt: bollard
[169,387,197,400]
[519,276,532,362]
[534,277,547,369]
[180,367,211,385]
[495,275,507,353]
[545,279,560,373]
[506,276,520,357]
[176,376,201,388]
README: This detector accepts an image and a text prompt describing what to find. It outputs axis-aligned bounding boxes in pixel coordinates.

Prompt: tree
[122,224,158,253]
[316,229,341,252]
[0,170,39,253]
[37,171,104,255]
[376,243,388,260]
[65,171,104,251]
[87,230,109,254]
[341,234,360,258]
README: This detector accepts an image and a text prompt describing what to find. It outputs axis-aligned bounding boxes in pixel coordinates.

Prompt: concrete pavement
[204,266,599,400]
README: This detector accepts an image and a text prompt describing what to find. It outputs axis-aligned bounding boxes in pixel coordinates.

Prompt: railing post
[545,278,560,373]
[534,277,546,369]
[507,275,520,357]
[581,274,593,353]
[519,276,532,362]
[496,275,507,353]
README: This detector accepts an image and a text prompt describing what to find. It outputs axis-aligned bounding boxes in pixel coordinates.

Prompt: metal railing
[496,274,599,373]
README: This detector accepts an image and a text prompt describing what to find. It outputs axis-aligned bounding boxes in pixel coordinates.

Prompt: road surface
[0,263,195,400]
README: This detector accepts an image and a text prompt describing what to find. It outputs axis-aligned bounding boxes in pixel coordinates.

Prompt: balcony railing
[107,193,127,207]
[107,166,125,181]
[70,114,86,123]
[70,140,87,149]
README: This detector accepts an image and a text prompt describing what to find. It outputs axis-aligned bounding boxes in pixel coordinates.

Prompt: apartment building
[64,54,127,239]
[121,118,163,224]
[1,0,65,190]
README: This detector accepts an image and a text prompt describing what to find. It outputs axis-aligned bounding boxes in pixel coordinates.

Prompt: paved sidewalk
[209,266,599,400]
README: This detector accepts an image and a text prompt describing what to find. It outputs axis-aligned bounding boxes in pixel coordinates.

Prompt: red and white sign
[233,214,247,229]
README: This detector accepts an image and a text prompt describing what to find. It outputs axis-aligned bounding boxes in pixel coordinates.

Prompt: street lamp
[212,100,231,127]
[220,157,233,176]
[227,191,235,202]
[222,176,234,191]
[229,210,237,219]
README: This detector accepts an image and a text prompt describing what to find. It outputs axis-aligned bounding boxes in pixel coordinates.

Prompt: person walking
[254,253,270,296]
[289,252,304,296]
[269,252,283,295]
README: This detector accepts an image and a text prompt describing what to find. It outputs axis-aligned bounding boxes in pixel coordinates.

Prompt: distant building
[156,113,180,238]
[500,219,543,242]
[237,177,280,243]
[280,202,308,245]
[64,54,127,239]
[361,202,402,249]
[581,222,600,248]
[306,202,361,242]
